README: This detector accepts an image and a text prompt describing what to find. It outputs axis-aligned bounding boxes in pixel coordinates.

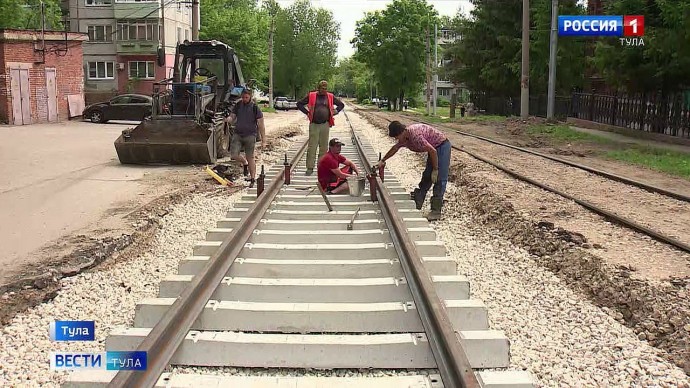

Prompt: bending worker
[297,80,345,176]
[318,138,360,194]
[375,121,451,221]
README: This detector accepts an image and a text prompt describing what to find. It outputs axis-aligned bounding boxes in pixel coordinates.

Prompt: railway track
[359,108,690,255]
[63,117,535,387]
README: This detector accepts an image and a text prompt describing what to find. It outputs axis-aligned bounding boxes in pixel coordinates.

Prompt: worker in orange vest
[297,80,345,175]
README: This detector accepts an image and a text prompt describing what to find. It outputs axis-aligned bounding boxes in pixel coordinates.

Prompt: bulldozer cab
[115,40,246,165]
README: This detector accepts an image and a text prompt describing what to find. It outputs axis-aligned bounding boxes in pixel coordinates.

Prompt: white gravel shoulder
[0,127,304,388]
[348,110,690,387]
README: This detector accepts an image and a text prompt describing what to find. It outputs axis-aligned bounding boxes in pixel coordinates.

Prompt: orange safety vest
[307,91,335,127]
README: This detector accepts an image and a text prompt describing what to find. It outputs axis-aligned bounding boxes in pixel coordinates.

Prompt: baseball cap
[329,138,345,147]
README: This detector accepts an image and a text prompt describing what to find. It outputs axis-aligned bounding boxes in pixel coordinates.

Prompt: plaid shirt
[398,123,447,152]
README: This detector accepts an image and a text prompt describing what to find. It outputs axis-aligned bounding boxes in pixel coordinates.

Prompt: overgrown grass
[262,106,277,113]
[605,147,690,178]
[527,124,613,144]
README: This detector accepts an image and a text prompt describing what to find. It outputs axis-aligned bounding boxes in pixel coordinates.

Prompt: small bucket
[347,176,366,197]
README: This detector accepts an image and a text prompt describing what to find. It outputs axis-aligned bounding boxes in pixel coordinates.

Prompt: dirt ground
[0,110,305,327]
[356,108,690,373]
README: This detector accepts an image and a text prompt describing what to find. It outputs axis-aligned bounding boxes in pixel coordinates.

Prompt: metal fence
[570,92,690,138]
[469,91,690,139]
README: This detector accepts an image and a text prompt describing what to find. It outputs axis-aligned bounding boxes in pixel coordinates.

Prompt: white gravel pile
[348,111,690,387]
[0,128,302,387]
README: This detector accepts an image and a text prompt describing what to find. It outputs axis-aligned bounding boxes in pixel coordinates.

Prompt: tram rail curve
[358,109,690,255]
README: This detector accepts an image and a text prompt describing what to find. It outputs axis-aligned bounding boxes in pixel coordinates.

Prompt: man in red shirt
[317,138,360,194]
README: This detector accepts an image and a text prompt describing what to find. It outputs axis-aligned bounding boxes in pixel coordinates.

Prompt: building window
[129,61,155,79]
[87,61,115,79]
[115,0,156,3]
[88,25,113,42]
[184,29,189,41]
[86,0,112,5]
[177,27,182,43]
[117,20,159,41]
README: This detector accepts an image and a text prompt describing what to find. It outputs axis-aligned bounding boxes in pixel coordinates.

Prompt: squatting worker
[375,121,451,221]
[297,80,345,176]
[318,138,360,195]
[226,88,266,188]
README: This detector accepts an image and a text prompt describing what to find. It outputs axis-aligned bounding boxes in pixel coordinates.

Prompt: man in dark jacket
[225,89,266,188]
[297,80,345,175]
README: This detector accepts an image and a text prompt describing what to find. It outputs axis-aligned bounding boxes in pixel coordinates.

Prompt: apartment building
[422,27,468,105]
[62,0,195,103]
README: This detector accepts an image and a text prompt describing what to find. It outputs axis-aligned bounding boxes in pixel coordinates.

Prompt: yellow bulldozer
[114,40,252,165]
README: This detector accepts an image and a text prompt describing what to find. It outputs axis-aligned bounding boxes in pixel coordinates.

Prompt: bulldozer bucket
[114,119,220,165]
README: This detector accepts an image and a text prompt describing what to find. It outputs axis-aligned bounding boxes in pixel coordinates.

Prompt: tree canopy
[0,0,63,30]
[445,0,586,98]
[272,0,339,99]
[200,0,269,84]
[352,0,438,110]
[591,0,690,94]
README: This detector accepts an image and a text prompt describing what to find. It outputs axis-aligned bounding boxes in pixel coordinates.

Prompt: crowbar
[205,166,231,186]
[317,184,333,212]
[347,206,361,230]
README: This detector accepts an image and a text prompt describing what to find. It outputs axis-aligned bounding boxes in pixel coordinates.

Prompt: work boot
[306,169,314,176]
[426,197,443,221]
[411,189,424,210]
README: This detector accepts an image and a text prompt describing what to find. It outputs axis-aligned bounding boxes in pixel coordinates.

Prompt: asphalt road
[0,120,179,285]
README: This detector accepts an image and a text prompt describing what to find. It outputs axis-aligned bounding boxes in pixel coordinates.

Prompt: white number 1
[630,19,638,34]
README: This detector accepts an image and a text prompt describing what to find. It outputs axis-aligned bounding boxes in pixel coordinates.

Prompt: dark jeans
[417,140,451,201]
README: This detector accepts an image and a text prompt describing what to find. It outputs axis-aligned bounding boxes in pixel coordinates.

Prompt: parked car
[83,94,153,123]
[287,99,298,110]
[274,96,289,110]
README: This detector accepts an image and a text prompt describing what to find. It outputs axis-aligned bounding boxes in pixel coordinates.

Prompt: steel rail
[418,118,690,203]
[362,107,690,203]
[361,110,690,254]
[108,139,310,388]
[344,111,480,388]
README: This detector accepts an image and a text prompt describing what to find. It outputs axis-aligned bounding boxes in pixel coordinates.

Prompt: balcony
[114,0,160,19]
[116,40,158,54]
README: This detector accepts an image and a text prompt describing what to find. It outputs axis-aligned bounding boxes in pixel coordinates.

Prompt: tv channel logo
[49,321,95,341]
[558,15,644,37]
[50,351,147,371]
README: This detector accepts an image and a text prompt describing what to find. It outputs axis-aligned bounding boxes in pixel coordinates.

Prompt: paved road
[0,120,178,284]
[0,111,305,286]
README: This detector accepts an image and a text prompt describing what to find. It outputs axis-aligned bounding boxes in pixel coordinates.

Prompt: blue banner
[558,15,623,36]
[50,351,147,371]
[49,321,95,341]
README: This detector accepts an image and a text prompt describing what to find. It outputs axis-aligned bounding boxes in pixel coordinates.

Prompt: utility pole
[433,23,438,116]
[520,0,530,118]
[426,24,431,115]
[192,0,199,40]
[546,0,558,120]
[268,15,275,109]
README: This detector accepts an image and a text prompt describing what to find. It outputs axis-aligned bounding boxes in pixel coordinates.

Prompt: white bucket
[347,176,366,197]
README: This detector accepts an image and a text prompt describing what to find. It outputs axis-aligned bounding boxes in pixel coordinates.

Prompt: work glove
[374,160,386,170]
[431,169,439,184]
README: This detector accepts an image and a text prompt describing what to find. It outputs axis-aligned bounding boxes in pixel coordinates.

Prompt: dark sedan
[82,94,152,123]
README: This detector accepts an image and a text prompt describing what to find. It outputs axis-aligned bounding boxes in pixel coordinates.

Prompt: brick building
[0,29,88,125]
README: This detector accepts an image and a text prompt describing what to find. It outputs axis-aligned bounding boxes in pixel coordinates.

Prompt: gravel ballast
[347,110,690,387]
[0,126,304,387]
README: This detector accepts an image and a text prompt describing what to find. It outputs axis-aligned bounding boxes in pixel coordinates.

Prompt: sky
[270,0,473,59]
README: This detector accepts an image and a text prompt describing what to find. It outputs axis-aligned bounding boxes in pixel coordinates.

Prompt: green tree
[330,57,374,100]
[0,0,63,30]
[273,0,339,99]
[445,0,585,98]
[200,0,269,83]
[352,0,438,110]
[592,0,690,94]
